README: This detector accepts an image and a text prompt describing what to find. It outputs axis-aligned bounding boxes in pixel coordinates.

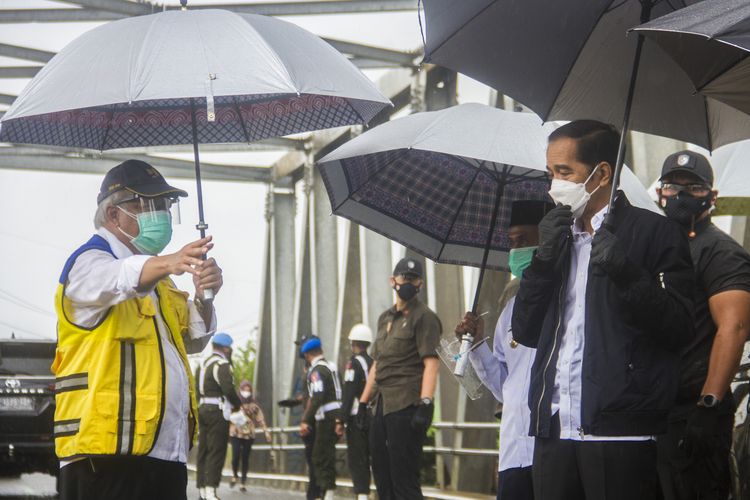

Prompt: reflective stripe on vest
[310,358,342,420]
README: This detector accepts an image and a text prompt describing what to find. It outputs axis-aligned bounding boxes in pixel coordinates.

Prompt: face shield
[117,195,181,224]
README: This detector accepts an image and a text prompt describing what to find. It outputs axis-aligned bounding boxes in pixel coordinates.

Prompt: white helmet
[348,323,373,343]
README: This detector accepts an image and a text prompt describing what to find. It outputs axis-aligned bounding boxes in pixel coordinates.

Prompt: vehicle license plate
[0,396,34,411]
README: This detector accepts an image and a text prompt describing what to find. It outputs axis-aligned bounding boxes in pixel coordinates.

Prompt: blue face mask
[118,207,173,255]
[508,246,537,277]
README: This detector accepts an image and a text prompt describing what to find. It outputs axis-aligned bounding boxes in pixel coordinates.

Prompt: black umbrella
[422,0,750,213]
[633,0,750,118]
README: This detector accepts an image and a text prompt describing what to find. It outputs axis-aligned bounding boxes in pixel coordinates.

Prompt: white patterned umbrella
[0,8,390,252]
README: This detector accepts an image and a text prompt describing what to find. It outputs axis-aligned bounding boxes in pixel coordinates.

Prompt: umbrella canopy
[633,0,750,120]
[422,0,750,150]
[0,9,390,149]
[318,103,657,271]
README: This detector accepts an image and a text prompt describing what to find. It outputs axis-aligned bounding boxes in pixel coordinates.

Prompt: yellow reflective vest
[52,235,198,460]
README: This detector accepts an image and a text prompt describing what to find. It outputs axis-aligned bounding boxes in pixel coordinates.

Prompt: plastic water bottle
[453,333,474,377]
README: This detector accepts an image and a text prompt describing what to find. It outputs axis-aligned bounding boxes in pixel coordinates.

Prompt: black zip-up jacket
[512,194,694,438]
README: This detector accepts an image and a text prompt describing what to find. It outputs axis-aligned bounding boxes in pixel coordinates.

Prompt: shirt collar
[390,296,420,315]
[572,204,609,236]
[97,227,134,259]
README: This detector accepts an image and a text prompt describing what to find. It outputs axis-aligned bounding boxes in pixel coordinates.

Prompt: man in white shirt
[54,159,222,500]
[455,199,551,500]
[511,121,694,500]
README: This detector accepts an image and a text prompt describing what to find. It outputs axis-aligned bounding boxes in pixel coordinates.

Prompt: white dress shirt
[62,227,216,464]
[550,206,651,441]
[470,296,535,471]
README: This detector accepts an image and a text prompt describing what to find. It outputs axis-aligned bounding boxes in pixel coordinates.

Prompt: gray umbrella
[0,8,390,247]
[422,0,750,150]
[422,0,750,215]
[633,0,750,119]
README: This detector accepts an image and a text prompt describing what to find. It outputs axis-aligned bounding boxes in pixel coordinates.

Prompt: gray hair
[93,190,132,229]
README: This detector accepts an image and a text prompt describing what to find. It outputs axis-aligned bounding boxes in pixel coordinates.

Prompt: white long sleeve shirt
[62,227,216,464]
[551,206,650,442]
[469,296,535,471]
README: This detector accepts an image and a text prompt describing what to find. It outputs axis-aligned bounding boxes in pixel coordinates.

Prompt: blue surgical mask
[118,207,173,255]
[508,246,537,277]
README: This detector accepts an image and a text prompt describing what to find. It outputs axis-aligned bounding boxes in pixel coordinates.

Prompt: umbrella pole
[471,167,507,314]
[190,98,214,300]
[607,1,654,218]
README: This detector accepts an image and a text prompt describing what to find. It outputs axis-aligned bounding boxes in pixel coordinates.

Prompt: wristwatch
[420,397,433,405]
[697,394,720,408]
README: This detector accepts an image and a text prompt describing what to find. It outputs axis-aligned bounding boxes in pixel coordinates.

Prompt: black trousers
[498,466,534,500]
[59,455,187,500]
[369,399,424,500]
[197,405,230,488]
[230,436,254,482]
[533,414,659,500]
[346,415,371,494]
[303,423,321,500]
[312,417,338,491]
[656,401,733,500]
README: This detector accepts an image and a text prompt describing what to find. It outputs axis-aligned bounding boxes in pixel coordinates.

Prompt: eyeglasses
[660,183,711,198]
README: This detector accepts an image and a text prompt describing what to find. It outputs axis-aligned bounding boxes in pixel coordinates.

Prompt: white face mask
[548,165,601,219]
[240,390,252,399]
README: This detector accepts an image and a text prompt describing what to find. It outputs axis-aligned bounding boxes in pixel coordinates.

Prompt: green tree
[232,337,257,388]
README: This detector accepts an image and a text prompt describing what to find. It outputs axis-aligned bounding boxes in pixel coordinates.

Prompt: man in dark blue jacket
[512,120,694,500]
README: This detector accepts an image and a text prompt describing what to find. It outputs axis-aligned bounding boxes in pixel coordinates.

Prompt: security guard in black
[656,151,750,500]
[300,337,343,500]
[340,324,374,498]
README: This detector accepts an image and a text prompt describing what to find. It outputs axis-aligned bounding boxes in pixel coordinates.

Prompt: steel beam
[183,1,417,16]
[269,177,297,412]
[58,0,153,16]
[0,1,417,23]
[0,9,125,23]
[0,67,42,78]
[0,150,271,182]
[324,38,417,66]
[0,44,54,64]
[309,167,339,357]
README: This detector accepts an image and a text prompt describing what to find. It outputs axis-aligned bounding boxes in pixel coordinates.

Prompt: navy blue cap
[98,159,188,204]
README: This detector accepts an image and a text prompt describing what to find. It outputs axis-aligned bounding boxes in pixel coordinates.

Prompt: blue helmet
[299,336,322,355]
[212,332,233,347]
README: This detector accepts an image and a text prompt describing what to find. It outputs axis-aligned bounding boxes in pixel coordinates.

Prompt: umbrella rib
[435,163,484,262]
[703,95,713,152]
[99,105,115,152]
[332,148,411,213]
[422,1,499,64]
[232,95,252,144]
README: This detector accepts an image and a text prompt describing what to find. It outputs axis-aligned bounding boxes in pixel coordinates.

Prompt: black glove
[355,402,370,431]
[680,405,723,456]
[590,228,629,281]
[535,205,573,262]
[411,399,434,434]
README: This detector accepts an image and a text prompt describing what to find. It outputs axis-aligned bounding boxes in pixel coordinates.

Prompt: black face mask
[394,282,419,301]
[662,192,712,227]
